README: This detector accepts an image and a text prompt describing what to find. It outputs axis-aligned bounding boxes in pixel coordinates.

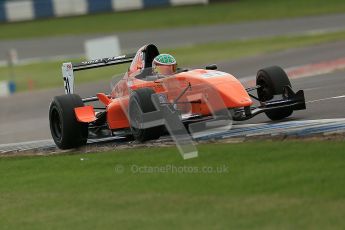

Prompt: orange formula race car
[49,44,306,149]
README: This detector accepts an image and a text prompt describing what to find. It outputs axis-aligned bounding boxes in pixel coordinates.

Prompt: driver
[152,54,177,76]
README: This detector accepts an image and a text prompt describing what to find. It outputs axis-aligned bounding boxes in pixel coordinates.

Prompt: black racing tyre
[49,94,88,149]
[256,66,293,120]
[129,88,162,142]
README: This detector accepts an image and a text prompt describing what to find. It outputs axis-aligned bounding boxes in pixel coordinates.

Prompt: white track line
[306,95,345,104]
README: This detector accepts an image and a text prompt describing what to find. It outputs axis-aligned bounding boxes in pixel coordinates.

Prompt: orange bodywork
[74,106,97,123]
[75,45,253,130]
[97,93,111,106]
[104,69,253,130]
[106,97,130,129]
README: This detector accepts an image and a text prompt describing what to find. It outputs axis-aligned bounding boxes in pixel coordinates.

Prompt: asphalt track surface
[1,13,345,62]
[0,41,344,145]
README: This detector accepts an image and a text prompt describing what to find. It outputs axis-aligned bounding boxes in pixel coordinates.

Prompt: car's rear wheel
[49,94,88,149]
[129,88,162,142]
[256,66,293,120]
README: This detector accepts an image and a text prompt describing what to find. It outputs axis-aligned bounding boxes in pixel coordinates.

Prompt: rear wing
[62,53,135,94]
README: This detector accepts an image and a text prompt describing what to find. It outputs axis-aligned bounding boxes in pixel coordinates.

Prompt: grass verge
[1,0,345,40]
[0,141,344,229]
[1,30,345,92]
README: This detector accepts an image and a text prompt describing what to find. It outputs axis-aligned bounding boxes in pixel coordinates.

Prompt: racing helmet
[152,54,177,75]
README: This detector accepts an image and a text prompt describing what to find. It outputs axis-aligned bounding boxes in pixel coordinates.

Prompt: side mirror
[205,64,217,70]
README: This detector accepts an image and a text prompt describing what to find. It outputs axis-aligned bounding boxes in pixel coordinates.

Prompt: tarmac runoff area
[1,13,345,63]
[0,57,345,155]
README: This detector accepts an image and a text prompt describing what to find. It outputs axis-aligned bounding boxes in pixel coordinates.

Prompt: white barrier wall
[112,0,144,11]
[5,0,34,22]
[0,0,209,22]
[52,0,88,17]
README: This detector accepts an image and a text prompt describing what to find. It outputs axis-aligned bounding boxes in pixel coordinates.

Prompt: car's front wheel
[256,66,293,120]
